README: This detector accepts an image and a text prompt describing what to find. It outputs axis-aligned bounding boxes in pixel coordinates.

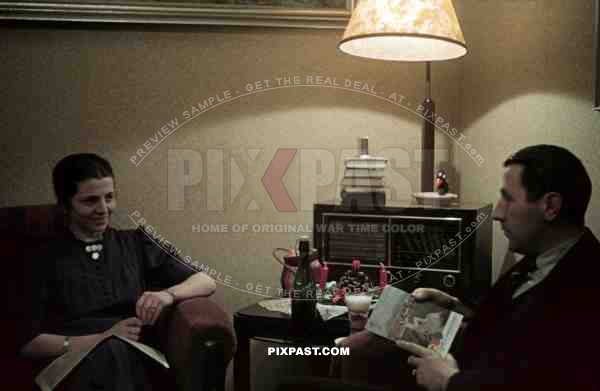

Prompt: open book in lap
[35,334,169,391]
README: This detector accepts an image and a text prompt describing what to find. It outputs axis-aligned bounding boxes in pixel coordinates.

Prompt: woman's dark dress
[23,226,196,391]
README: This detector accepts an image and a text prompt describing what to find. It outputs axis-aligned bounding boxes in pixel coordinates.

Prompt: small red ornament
[434,169,449,195]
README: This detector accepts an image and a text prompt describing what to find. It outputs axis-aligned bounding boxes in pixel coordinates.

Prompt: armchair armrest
[156,296,236,391]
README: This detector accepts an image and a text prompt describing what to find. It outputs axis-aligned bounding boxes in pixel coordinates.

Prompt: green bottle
[291,236,317,327]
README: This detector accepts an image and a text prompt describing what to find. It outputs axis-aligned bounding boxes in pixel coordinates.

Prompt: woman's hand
[104,317,144,341]
[135,291,174,325]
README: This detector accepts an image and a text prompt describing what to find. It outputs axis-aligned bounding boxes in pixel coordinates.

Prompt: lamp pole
[421,61,435,192]
[338,1,467,192]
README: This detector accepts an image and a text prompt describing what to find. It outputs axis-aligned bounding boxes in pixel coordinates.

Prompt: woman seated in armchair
[19,153,217,391]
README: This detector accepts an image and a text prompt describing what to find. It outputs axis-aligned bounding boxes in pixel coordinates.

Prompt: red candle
[379,262,388,288]
[352,258,361,271]
[320,262,329,290]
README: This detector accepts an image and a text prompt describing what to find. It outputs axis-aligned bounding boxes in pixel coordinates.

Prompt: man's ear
[541,192,562,222]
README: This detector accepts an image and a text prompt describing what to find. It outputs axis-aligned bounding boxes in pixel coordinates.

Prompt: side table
[233,300,350,391]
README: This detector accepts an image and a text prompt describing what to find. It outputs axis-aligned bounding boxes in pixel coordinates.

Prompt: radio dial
[442,274,456,288]
[412,272,422,286]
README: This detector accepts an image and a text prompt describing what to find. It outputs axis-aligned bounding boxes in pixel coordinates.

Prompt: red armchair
[0,204,236,391]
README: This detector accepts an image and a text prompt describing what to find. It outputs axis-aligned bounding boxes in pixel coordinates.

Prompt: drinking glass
[345,292,373,334]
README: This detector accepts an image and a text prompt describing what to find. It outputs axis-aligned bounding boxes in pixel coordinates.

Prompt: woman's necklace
[70,227,104,260]
[84,243,104,260]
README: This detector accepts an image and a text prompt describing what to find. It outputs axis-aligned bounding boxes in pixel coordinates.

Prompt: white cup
[345,293,373,333]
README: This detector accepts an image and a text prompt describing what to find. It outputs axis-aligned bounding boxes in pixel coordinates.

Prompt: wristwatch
[63,336,70,354]
[165,289,177,303]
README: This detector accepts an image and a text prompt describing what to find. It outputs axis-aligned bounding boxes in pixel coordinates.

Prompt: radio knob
[442,274,456,288]
[412,272,422,284]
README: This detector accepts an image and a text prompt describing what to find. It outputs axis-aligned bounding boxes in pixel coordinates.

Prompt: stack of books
[340,137,387,208]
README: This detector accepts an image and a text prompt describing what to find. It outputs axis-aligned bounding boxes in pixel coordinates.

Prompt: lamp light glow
[338,0,467,62]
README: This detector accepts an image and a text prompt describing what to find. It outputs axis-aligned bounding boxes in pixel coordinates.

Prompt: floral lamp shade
[338,0,467,62]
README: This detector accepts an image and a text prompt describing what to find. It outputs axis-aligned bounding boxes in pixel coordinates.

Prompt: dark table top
[234,300,351,346]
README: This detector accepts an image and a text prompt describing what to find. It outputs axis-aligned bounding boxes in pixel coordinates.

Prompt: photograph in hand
[389,295,449,352]
[366,286,463,355]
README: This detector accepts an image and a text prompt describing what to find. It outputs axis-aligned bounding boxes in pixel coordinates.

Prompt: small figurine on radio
[434,169,449,195]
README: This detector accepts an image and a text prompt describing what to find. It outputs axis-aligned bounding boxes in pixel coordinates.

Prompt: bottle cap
[298,237,310,253]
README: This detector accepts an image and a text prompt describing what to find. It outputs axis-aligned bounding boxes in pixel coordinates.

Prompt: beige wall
[0,23,460,313]
[1,0,599,313]
[456,0,600,281]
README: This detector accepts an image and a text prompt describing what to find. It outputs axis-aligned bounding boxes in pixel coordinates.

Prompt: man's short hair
[52,153,114,209]
[503,145,591,227]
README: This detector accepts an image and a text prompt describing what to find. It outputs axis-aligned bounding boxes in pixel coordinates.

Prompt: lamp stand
[421,61,436,193]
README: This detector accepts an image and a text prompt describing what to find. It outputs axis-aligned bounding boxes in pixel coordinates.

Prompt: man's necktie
[489,255,538,306]
[506,255,538,299]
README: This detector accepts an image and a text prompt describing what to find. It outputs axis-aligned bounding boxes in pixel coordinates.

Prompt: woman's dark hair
[503,145,591,227]
[52,153,114,208]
